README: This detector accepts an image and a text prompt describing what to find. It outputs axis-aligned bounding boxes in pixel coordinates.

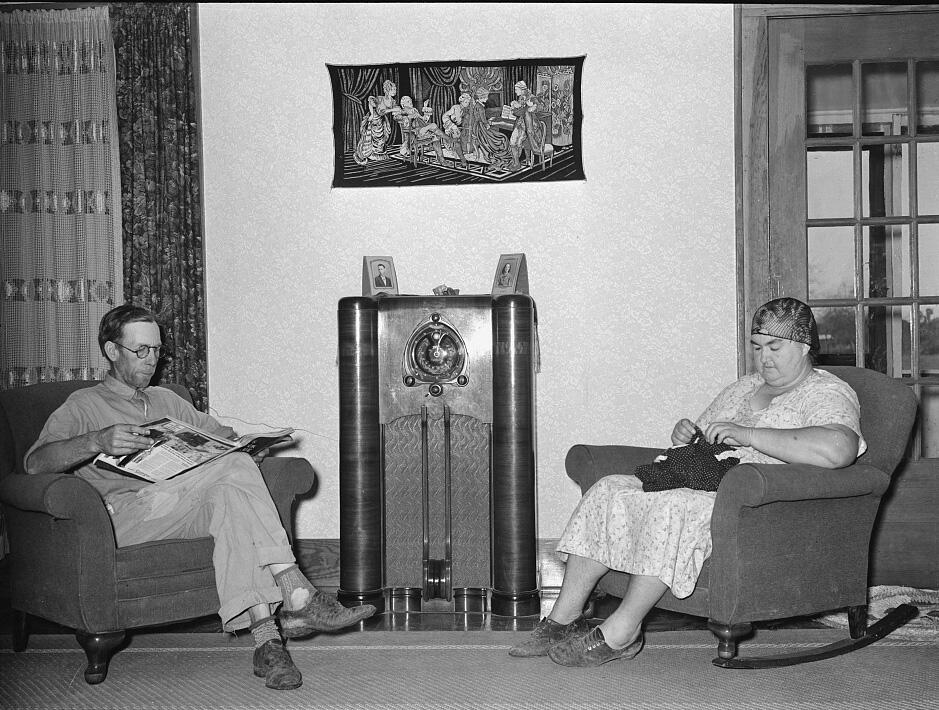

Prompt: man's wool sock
[273,565,317,611]
[249,616,281,648]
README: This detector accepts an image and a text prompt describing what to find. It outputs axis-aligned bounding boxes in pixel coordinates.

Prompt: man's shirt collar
[102,374,145,399]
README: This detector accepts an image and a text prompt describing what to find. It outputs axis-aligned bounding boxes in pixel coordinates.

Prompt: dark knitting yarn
[635,426,741,493]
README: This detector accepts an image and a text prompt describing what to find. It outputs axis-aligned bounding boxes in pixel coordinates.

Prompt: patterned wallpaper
[197,3,737,539]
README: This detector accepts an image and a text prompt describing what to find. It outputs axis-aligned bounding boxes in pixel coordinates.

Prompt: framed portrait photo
[491,253,528,295]
[363,256,398,296]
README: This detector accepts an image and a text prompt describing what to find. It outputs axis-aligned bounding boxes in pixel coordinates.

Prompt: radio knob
[428,383,443,397]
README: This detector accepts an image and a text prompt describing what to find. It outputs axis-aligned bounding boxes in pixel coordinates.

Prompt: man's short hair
[98,304,158,357]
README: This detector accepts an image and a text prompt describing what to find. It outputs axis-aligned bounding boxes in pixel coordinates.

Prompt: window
[739,6,939,460]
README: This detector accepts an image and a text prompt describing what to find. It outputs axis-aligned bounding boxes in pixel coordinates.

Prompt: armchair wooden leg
[12,609,28,652]
[76,631,126,684]
[707,620,754,660]
[847,604,868,639]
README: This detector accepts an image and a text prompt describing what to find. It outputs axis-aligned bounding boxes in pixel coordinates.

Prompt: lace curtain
[0,7,123,388]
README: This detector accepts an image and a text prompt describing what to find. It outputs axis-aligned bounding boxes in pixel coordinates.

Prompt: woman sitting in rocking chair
[510,297,866,667]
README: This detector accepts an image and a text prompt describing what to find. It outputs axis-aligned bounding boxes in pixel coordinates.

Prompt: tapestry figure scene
[328,57,584,187]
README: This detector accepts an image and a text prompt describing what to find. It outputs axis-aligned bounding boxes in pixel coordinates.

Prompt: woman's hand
[670,418,698,445]
[706,423,859,468]
[704,422,753,447]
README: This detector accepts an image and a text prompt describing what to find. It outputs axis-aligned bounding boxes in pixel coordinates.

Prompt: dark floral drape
[110,2,207,410]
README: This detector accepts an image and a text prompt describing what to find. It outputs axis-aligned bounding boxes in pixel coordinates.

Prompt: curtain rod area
[2,3,111,13]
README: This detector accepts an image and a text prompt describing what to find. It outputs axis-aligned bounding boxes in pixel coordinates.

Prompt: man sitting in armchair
[23,304,375,691]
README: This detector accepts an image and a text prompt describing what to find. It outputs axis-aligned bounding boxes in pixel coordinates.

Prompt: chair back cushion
[0,380,192,479]
[820,365,918,476]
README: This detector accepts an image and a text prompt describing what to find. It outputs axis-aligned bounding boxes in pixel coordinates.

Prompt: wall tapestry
[328,56,584,188]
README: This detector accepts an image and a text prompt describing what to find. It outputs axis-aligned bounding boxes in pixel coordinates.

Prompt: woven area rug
[815,586,939,640]
[1,628,937,710]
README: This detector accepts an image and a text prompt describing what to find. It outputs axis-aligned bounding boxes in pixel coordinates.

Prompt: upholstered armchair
[0,380,316,683]
[564,366,918,666]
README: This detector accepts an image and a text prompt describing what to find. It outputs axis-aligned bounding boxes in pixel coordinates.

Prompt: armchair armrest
[715,462,890,508]
[0,459,315,531]
[565,445,890,505]
[0,473,111,527]
[565,444,660,493]
[259,456,316,541]
[260,456,316,493]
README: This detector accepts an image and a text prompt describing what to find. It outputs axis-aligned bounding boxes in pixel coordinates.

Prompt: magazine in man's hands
[93,416,294,483]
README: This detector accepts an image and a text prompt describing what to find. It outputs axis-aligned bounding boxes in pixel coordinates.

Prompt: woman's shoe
[548,626,645,667]
[508,615,591,657]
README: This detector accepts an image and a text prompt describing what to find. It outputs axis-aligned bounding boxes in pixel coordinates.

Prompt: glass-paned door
[770,11,939,460]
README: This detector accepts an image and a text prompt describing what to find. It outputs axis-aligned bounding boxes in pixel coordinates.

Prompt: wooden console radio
[336,292,540,617]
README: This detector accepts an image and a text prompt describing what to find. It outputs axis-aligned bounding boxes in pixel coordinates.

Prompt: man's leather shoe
[253,640,302,690]
[278,589,376,638]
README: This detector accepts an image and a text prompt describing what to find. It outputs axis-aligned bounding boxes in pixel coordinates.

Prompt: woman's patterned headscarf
[751,297,820,354]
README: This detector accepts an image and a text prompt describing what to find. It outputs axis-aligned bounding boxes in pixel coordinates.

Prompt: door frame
[736,3,939,588]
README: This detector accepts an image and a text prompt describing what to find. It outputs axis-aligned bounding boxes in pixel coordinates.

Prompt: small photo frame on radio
[491,253,528,295]
[363,256,398,296]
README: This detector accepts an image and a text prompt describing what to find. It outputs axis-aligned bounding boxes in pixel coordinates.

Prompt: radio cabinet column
[491,294,539,617]
[337,297,383,610]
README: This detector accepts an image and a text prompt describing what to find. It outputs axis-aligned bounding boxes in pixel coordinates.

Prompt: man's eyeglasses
[115,342,164,359]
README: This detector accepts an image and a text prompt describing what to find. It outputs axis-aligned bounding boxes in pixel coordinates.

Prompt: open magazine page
[94,416,239,482]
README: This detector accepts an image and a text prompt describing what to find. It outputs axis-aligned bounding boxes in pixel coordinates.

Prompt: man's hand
[670,418,698,446]
[92,424,156,457]
[26,423,155,475]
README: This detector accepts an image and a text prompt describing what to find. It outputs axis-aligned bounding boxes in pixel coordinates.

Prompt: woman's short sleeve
[794,373,864,437]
